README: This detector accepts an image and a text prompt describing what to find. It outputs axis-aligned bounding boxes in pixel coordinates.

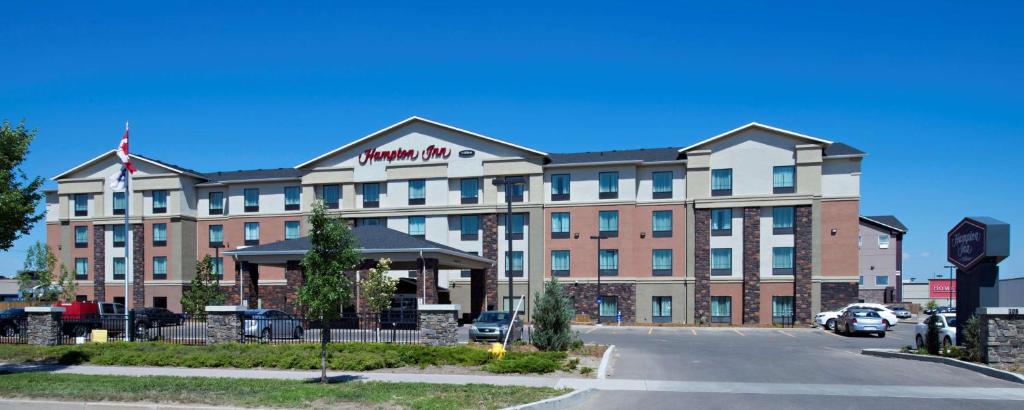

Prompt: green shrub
[484,355,561,374]
[579,366,594,376]
[531,278,577,351]
[565,358,579,371]
[962,315,982,362]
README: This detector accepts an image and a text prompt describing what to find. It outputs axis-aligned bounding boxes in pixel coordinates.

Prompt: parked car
[923,306,956,315]
[132,307,184,339]
[0,308,26,337]
[243,309,304,340]
[834,308,886,337]
[887,305,912,319]
[915,313,957,350]
[816,303,899,330]
[469,311,522,343]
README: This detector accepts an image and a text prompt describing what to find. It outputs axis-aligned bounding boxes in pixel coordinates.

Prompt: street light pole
[492,177,524,314]
[944,265,956,309]
[590,235,605,324]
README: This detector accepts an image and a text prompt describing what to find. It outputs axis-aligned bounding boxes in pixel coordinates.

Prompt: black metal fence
[0,317,27,344]
[239,312,420,345]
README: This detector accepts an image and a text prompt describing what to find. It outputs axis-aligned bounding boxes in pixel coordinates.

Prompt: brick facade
[563,282,636,323]
[132,224,145,307]
[742,207,761,325]
[693,208,711,324]
[794,206,813,324]
[92,225,105,302]
[415,258,440,304]
[482,213,499,310]
[820,282,858,311]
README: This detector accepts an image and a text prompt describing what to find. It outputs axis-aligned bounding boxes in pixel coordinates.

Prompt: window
[113,296,126,306]
[598,211,619,237]
[113,192,126,215]
[152,257,167,280]
[74,226,88,248]
[153,297,168,309]
[152,190,167,213]
[711,248,732,275]
[358,218,382,226]
[859,276,864,285]
[551,174,570,201]
[286,186,301,211]
[598,172,619,199]
[460,178,479,204]
[652,249,672,276]
[551,250,570,277]
[711,209,732,236]
[878,234,890,249]
[551,212,570,239]
[362,183,380,208]
[408,216,425,238]
[507,213,525,240]
[285,221,300,240]
[75,258,88,280]
[460,251,478,278]
[212,257,224,279]
[652,296,672,323]
[599,249,618,275]
[773,247,794,275]
[113,257,126,280]
[152,223,167,247]
[408,179,425,205]
[209,225,223,247]
[243,188,259,212]
[652,210,672,237]
[772,296,794,325]
[460,215,479,240]
[208,192,224,215]
[505,251,524,277]
[506,177,525,202]
[599,296,618,318]
[113,225,126,248]
[74,193,88,216]
[503,297,526,313]
[875,275,889,286]
[652,171,673,199]
[773,207,794,234]
[773,166,795,194]
[711,296,732,324]
[711,169,732,196]
[244,222,260,245]
[75,295,88,302]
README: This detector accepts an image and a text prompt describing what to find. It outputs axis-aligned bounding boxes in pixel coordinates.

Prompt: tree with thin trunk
[360,258,396,341]
[296,201,360,383]
[16,241,56,300]
[181,256,226,320]
[0,120,45,251]
[58,264,78,302]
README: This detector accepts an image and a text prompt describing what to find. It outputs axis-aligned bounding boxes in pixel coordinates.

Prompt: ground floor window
[711,296,732,324]
[652,296,671,323]
[772,296,794,325]
[502,296,526,313]
[153,296,167,309]
[599,295,618,319]
[113,296,125,306]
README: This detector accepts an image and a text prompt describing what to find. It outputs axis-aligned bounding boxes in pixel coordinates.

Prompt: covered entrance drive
[222,225,494,317]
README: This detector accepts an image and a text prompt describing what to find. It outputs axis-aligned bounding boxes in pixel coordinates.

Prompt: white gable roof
[52,150,206,181]
[679,122,833,153]
[295,116,548,169]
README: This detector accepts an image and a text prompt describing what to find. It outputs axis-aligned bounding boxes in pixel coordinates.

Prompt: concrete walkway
[4,363,1024,401]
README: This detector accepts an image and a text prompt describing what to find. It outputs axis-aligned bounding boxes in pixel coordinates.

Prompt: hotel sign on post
[947,219,987,270]
[946,216,1010,346]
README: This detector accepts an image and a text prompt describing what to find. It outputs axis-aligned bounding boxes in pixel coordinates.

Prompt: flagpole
[124,121,132,341]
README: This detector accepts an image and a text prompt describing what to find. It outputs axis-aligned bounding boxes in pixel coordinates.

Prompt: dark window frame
[152,256,168,280]
[151,190,168,214]
[407,216,426,238]
[208,192,224,215]
[652,249,673,276]
[208,225,224,248]
[152,223,167,247]
[550,174,571,201]
[286,186,303,211]
[598,210,618,238]
[506,213,525,240]
[74,226,89,248]
[652,296,673,323]
[505,251,524,277]
[598,171,619,199]
[651,171,673,199]
[284,221,301,240]
[362,183,380,208]
[460,178,479,204]
[243,188,260,212]
[460,215,479,241]
[113,225,126,248]
[112,192,126,215]
[74,257,89,280]
[710,248,732,276]
[711,296,733,324]
[74,193,88,216]
[711,209,733,236]
[244,222,260,246]
[408,179,426,205]
[113,257,126,281]
[772,165,796,194]
[550,212,570,239]
[551,250,570,277]
[652,210,672,238]
[598,249,619,276]
[711,168,733,197]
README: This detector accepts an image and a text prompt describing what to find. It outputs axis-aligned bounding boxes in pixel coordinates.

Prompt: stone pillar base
[419,304,460,346]
[979,307,1024,365]
[26,307,65,346]
[205,305,245,344]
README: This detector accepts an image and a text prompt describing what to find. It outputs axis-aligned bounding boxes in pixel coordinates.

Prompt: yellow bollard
[488,342,506,360]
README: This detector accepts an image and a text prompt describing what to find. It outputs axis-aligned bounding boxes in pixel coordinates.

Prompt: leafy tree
[57,264,78,302]
[360,257,397,339]
[181,256,227,319]
[962,315,982,362]
[296,201,361,383]
[925,300,939,313]
[531,277,576,351]
[0,120,46,251]
[17,241,56,300]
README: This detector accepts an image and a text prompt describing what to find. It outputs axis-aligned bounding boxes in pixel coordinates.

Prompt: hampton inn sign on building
[45,117,866,325]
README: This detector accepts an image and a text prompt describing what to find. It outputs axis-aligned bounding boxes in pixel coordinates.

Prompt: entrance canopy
[223,225,494,270]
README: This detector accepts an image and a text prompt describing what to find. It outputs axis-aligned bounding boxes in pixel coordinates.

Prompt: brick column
[93,226,106,301]
[416,258,439,304]
[693,208,711,325]
[283,260,304,315]
[26,307,64,346]
[742,207,761,325]
[205,306,244,344]
[482,213,499,310]
[794,206,813,325]
[132,224,145,307]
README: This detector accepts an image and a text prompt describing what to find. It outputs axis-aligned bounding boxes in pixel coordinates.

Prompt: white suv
[816,303,899,330]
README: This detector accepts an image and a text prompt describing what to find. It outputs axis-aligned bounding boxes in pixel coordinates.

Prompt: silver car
[469,311,523,343]
[834,308,886,338]
[243,309,304,340]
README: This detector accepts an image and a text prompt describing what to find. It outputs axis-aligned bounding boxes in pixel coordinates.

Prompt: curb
[503,388,596,410]
[861,349,1024,385]
[597,345,615,380]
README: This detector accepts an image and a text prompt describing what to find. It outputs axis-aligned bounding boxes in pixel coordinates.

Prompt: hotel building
[45,117,864,325]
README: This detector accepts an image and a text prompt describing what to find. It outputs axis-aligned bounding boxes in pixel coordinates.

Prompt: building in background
[45,117,865,324]
[858,215,907,303]
[999,277,1024,307]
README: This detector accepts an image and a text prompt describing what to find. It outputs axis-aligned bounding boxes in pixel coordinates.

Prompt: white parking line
[585,327,599,334]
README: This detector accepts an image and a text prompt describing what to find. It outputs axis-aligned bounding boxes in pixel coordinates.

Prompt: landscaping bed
[0,342,603,376]
[0,372,564,409]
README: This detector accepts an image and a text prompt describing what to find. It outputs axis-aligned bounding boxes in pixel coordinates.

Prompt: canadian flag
[116,122,137,174]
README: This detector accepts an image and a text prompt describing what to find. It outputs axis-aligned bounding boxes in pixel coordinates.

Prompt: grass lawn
[0,372,565,410]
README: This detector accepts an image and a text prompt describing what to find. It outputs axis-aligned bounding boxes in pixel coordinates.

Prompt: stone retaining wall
[419,306,459,346]
[980,309,1024,367]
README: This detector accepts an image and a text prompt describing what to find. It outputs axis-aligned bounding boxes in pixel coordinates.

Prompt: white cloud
[920,251,931,258]
[903,252,912,260]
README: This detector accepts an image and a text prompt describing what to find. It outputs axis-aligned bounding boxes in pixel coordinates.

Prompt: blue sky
[1,1,1021,280]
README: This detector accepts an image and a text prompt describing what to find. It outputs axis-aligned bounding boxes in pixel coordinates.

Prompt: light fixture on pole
[492,176,525,314]
[590,234,606,324]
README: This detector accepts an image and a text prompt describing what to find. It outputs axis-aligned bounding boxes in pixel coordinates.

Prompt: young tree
[360,258,397,339]
[181,256,227,319]
[17,241,56,300]
[531,277,576,351]
[57,264,78,302]
[0,120,46,251]
[296,201,361,383]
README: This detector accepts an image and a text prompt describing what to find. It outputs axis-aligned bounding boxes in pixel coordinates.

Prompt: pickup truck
[57,301,128,337]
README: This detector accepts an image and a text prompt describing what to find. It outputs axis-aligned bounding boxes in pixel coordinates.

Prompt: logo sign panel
[929,279,956,299]
[358,145,452,165]
[947,219,986,270]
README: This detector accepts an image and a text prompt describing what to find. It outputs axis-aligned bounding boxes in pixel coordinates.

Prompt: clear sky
[1,1,1020,280]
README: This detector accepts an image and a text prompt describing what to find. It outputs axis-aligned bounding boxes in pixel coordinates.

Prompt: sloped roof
[203,168,303,183]
[679,122,834,153]
[547,147,682,165]
[52,150,207,181]
[824,142,866,157]
[861,215,908,233]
